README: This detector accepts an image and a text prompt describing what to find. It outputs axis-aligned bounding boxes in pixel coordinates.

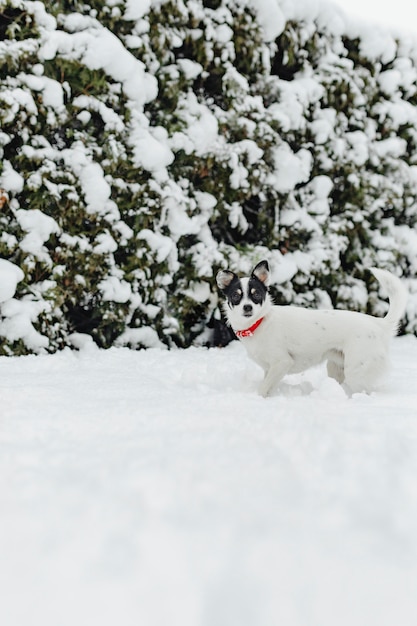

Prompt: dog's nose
[243,304,253,314]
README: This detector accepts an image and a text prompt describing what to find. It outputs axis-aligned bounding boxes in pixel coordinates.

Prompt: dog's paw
[258,381,272,397]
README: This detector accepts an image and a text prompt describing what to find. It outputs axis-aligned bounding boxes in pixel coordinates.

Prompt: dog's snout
[243,304,253,314]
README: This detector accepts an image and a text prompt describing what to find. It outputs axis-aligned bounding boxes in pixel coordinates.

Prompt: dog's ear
[252,260,270,286]
[216,269,236,291]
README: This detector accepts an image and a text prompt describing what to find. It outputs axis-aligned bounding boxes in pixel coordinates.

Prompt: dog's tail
[370,267,408,334]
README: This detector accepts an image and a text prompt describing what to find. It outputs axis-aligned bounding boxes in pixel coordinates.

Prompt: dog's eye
[251,288,262,303]
[230,290,242,305]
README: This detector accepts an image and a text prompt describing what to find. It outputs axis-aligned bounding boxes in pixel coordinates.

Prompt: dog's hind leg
[326,350,345,384]
[343,344,388,393]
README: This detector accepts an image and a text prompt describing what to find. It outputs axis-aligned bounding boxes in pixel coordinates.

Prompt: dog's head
[216,260,271,331]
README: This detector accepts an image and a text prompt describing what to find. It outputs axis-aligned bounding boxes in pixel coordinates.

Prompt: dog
[216,260,407,396]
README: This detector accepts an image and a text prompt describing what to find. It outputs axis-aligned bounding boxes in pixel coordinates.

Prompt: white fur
[221,266,407,397]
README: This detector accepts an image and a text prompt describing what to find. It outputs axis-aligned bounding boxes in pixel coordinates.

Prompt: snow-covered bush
[1,0,417,354]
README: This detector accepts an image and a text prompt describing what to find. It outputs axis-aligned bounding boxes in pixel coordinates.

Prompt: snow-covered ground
[1,336,417,626]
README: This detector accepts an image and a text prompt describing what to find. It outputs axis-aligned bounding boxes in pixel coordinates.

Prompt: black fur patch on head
[223,276,244,307]
[247,275,268,305]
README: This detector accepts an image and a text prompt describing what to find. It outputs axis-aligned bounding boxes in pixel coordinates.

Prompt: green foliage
[1,0,417,355]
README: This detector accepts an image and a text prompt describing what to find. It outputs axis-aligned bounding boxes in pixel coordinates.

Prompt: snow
[250,0,286,41]
[16,208,60,262]
[355,24,397,64]
[99,275,132,303]
[271,252,298,284]
[72,95,125,132]
[304,177,332,223]
[330,0,417,36]
[129,121,174,172]
[0,297,50,351]
[1,337,417,626]
[61,146,117,217]
[176,58,203,80]
[123,0,151,22]
[173,93,220,157]
[39,14,158,107]
[21,73,65,110]
[269,144,312,193]
[0,259,24,302]
[115,326,163,349]
[310,109,337,144]
[138,228,178,266]
[0,160,25,193]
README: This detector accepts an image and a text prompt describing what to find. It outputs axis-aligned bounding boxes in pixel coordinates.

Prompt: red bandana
[235,317,264,339]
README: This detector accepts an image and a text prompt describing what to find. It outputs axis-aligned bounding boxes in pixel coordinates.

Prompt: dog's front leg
[258,357,293,397]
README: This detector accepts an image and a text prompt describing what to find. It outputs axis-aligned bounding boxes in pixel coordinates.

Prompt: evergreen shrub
[1,0,416,354]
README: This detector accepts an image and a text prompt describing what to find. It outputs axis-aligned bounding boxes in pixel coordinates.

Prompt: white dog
[216,260,407,396]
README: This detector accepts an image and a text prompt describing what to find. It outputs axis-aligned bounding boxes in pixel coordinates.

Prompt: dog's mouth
[243,311,253,318]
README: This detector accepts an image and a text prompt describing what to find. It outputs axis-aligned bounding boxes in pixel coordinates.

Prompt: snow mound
[0,259,24,303]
